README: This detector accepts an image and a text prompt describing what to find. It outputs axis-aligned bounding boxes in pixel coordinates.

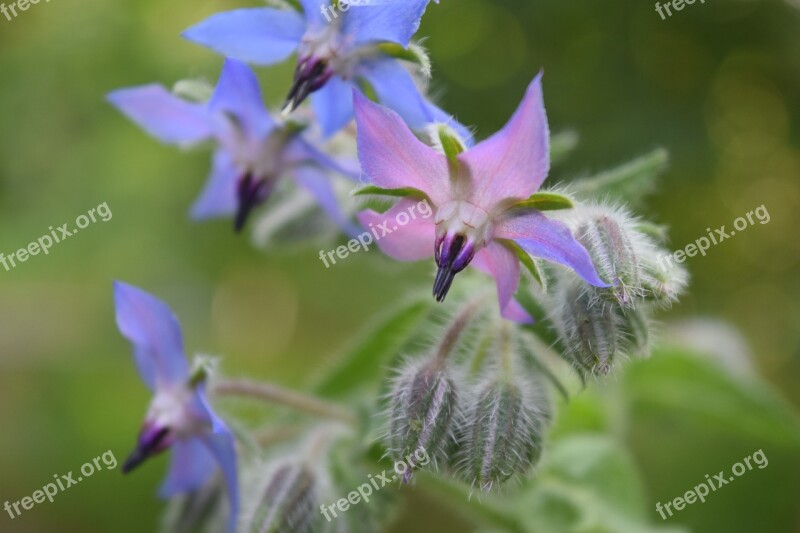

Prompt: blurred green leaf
[572,148,669,205]
[623,348,800,449]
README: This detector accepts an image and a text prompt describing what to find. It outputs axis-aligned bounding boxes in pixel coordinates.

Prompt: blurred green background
[0,0,798,531]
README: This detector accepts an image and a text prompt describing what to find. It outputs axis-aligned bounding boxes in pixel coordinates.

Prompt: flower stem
[213,378,357,425]
[434,296,484,365]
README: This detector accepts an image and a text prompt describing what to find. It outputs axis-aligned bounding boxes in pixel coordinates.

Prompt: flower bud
[575,208,643,307]
[249,461,318,533]
[456,375,551,491]
[385,357,459,481]
[640,250,688,308]
[552,280,623,377]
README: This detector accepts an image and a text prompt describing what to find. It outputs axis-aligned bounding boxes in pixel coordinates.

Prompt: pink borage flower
[354,74,607,322]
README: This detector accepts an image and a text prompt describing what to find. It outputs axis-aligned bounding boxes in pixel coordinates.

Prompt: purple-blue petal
[190,150,240,220]
[496,211,609,288]
[107,85,212,146]
[183,8,305,66]
[199,431,239,533]
[343,0,431,47]
[113,281,189,389]
[361,58,473,144]
[310,76,356,137]
[159,438,216,498]
[298,0,331,27]
[209,59,274,140]
[293,165,362,237]
[287,137,361,181]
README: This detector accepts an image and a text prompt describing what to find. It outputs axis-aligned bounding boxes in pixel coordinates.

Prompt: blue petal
[183,8,305,66]
[113,282,189,389]
[293,165,362,237]
[310,76,355,137]
[209,59,274,140]
[288,136,361,182]
[199,431,239,533]
[343,0,431,47]
[190,150,240,220]
[361,59,473,144]
[159,438,216,498]
[107,85,212,146]
[298,0,331,27]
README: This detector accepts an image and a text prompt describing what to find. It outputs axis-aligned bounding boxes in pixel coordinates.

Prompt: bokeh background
[1,0,798,531]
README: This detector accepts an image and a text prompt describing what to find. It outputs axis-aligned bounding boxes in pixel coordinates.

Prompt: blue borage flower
[183,0,470,140]
[353,76,608,322]
[113,282,238,533]
[108,59,360,233]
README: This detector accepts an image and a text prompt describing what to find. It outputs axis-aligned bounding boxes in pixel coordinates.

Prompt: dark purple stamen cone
[235,174,270,233]
[434,235,474,302]
[283,57,333,113]
[122,426,170,473]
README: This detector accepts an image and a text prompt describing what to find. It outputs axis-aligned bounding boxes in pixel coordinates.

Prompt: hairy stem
[434,297,484,365]
[213,379,357,425]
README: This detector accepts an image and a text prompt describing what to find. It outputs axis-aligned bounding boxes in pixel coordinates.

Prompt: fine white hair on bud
[385,356,459,481]
[551,279,625,377]
[572,205,649,308]
[455,371,551,492]
[248,460,318,533]
[640,248,689,308]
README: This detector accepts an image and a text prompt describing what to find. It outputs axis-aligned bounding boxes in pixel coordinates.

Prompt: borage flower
[354,75,608,322]
[108,59,358,233]
[183,0,468,139]
[114,282,238,532]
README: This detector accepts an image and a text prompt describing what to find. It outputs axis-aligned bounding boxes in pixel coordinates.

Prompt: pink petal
[354,91,451,206]
[356,199,436,261]
[458,74,549,211]
[471,242,533,324]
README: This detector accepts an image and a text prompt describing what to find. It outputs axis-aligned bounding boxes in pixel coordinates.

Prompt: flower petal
[287,137,362,182]
[183,8,305,66]
[343,0,431,47]
[471,242,533,324]
[356,198,436,261]
[495,210,608,287]
[113,282,188,389]
[159,438,216,498]
[310,76,355,137]
[199,431,239,533]
[107,85,212,146]
[190,150,240,220]
[354,90,450,205]
[459,73,549,211]
[293,165,361,237]
[298,0,330,27]
[360,58,473,144]
[209,59,274,140]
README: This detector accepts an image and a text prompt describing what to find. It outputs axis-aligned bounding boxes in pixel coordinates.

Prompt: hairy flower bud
[386,357,459,481]
[249,461,318,533]
[552,280,623,376]
[456,375,551,491]
[575,207,644,307]
[640,250,688,308]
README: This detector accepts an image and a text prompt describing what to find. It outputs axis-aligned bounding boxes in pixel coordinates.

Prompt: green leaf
[515,435,686,533]
[352,185,428,199]
[572,148,669,204]
[624,348,800,448]
[550,130,579,165]
[511,191,575,212]
[312,297,431,399]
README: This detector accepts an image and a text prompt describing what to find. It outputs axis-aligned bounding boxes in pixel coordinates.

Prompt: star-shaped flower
[114,282,238,532]
[182,0,468,139]
[354,75,608,322]
[108,59,359,233]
